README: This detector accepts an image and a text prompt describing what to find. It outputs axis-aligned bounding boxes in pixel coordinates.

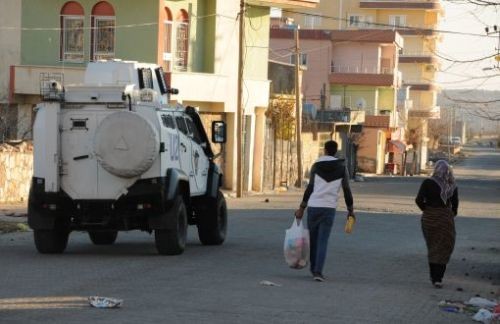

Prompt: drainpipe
[339,0,343,30]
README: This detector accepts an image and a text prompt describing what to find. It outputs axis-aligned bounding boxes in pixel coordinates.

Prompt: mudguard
[205,162,222,199]
[148,168,190,230]
[27,178,70,230]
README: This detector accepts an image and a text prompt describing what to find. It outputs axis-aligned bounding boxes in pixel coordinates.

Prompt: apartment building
[8,0,318,192]
[284,0,443,172]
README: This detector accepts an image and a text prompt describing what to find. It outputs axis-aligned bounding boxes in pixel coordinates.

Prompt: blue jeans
[307,207,336,274]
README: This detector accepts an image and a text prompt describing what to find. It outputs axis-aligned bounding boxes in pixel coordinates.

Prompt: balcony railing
[359,1,442,10]
[399,50,433,57]
[315,109,365,124]
[331,64,393,74]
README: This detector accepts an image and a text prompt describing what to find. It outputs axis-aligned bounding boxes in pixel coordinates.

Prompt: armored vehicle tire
[88,231,118,245]
[197,191,227,245]
[34,229,69,254]
[154,195,188,255]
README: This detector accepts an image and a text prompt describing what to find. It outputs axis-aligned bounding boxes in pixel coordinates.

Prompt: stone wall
[0,142,33,203]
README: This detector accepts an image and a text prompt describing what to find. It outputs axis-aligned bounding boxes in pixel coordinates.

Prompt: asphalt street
[0,144,498,323]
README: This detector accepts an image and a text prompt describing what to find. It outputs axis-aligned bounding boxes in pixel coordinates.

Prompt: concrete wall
[0,0,21,103]
[0,142,33,203]
[357,127,387,174]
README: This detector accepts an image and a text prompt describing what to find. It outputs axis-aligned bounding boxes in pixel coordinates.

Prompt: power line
[275,8,498,39]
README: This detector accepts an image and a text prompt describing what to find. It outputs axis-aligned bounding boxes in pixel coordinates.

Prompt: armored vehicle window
[175,116,188,135]
[155,67,168,94]
[138,68,154,89]
[161,114,175,129]
[185,118,202,144]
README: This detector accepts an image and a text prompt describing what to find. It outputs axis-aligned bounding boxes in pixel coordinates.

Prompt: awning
[388,140,406,153]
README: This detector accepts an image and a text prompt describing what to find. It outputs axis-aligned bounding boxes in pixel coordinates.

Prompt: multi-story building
[9,0,318,192]
[284,0,443,172]
[270,28,404,175]
[0,0,22,140]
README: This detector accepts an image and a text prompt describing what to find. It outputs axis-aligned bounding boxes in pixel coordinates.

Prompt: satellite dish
[355,97,367,109]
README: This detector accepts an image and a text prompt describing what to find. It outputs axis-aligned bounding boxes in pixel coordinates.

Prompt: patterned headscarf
[431,160,457,204]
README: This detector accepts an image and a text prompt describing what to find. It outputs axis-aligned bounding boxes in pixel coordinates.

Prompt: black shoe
[313,273,325,282]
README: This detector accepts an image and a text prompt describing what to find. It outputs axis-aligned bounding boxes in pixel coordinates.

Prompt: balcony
[315,109,365,124]
[359,1,442,10]
[364,107,404,129]
[399,51,438,64]
[246,0,319,8]
[330,65,398,87]
[403,80,438,91]
[408,106,440,119]
[171,72,270,113]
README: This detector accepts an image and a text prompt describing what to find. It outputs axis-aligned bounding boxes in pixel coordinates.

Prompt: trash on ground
[259,280,282,287]
[438,300,480,315]
[468,297,498,309]
[439,297,499,323]
[472,309,494,323]
[88,296,123,308]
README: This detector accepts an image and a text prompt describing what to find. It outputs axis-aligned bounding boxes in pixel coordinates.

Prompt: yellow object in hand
[344,215,355,234]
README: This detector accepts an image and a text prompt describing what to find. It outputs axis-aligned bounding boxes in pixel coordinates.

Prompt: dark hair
[324,140,338,156]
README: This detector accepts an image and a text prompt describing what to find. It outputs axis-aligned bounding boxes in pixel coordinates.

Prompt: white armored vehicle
[29,61,227,255]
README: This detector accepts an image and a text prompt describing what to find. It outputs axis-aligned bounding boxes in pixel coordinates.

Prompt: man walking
[295,140,354,282]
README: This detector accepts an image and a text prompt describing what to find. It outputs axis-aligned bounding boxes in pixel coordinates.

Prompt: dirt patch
[0,221,29,234]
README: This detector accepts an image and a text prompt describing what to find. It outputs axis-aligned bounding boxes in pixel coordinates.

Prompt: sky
[437,2,500,91]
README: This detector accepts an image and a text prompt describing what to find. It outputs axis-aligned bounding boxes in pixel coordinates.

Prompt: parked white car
[29,61,227,255]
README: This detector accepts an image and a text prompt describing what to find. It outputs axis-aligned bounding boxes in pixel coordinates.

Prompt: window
[138,68,154,89]
[175,117,188,135]
[91,2,115,61]
[304,14,322,29]
[162,7,173,72]
[290,53,308,66]
[389,15,406,27]
[161,115,175,129]
[60,2,84,62]
[363,16,373,28]
[349,15,373,28]
[349,15,362,27]
[175,10,189,71]
[185,118,202,144]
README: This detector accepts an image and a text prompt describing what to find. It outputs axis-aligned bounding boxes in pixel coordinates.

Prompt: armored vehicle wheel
[34,229,69,254]
[88,231,118,245]
[154,195,188,255]
[197,191,227,245]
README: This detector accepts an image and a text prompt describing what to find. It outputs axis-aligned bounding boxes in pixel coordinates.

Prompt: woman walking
[415,160,459,288]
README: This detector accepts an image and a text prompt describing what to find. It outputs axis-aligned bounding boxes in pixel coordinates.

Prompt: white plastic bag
[284,219,310,269]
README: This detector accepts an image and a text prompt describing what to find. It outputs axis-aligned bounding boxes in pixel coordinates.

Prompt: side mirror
[211,121,226,144]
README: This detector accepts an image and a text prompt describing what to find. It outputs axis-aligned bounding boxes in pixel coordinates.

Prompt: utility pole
[294,26,303,188]
[236,0,245,197]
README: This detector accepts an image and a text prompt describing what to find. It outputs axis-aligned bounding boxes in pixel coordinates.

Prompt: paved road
[0,147,498,323]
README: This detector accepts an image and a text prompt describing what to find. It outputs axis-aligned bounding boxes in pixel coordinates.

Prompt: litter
[259,280,282,287]
[88,296,123,308]
[468,297,498,309]
[439,297,499,323]
[438,300,480,315]
[472,309,493,323]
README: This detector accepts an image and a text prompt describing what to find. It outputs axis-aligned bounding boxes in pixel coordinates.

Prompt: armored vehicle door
[184,116,209,195]
[60,112,99,199]
[174,113,195,193]
[160,113,181,172]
